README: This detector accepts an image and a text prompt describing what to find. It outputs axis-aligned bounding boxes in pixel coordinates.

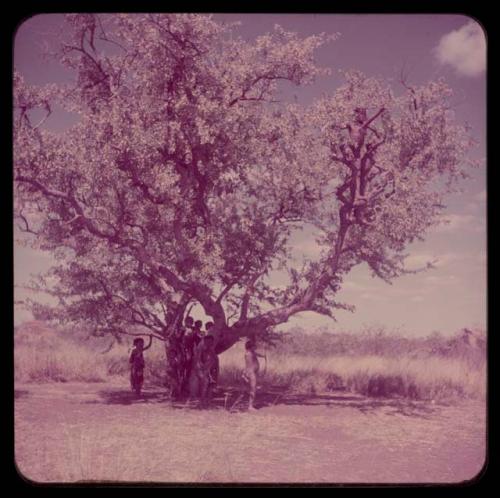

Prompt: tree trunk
[164,335,184,400]
[162,314,265,399]
[162,294,192,399]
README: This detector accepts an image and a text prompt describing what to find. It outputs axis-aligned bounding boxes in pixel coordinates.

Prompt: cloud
[295,239,322,258]
[405,253,436,269]
[433,253,461,267]
[359,292,389,302]
[476,189,487,202]
[410,295,425,303]
[464,201,478,213]
[462,190,487,213]
[432,214,479,233]
[405,252,458,269]
[435,21,486,77]
[474,250,487,268]
[342,281,373,292]
[424,275,459,286]
[291,230,324,260]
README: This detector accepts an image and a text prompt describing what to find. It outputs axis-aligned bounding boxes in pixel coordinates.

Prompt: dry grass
[14,322,486,402]
[14,344,109,383]
[222,346,486,399]
[218,342,486,402]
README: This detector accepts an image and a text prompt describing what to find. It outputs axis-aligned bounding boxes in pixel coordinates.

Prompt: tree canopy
[14,14,477,352]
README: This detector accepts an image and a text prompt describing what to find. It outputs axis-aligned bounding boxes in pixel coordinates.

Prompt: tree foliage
[14,14,477,352]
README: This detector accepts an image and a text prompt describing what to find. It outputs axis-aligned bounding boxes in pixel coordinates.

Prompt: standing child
[184,316,194,333]
[129,335,153,397]
[189,335,217,408]
[182,316,196,396]
[242,340,266,411]
[205,322,219,401]
[166,328,185,400]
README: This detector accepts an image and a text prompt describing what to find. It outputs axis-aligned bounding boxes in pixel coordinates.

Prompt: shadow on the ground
[215,385,437,418]
[87,383,437,418]
[88,388,171,406]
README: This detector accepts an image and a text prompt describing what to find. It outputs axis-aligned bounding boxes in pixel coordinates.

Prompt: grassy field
[14,321,487,483]
[14,321,486,402]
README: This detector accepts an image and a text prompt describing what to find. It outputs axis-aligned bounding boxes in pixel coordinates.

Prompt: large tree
[14,14,476,386]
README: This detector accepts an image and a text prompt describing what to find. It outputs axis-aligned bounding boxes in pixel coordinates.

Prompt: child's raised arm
[143,335,153,351]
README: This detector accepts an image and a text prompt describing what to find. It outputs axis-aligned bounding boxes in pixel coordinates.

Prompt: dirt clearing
[14,381,486,484]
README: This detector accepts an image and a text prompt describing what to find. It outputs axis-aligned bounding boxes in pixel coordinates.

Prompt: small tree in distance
[14,14,478,393]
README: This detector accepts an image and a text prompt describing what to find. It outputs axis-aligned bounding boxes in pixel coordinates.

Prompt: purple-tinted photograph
[14,14,486,484]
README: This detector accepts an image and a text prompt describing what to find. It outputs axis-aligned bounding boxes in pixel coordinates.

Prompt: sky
[13,14,487,336]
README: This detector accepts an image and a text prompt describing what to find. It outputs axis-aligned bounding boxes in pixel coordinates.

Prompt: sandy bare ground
[14,381,486,484]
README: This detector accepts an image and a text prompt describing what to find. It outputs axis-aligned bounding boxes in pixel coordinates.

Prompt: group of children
[129,317,264,411]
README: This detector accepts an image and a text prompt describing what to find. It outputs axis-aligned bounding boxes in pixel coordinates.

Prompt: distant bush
[271,325,485,363]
